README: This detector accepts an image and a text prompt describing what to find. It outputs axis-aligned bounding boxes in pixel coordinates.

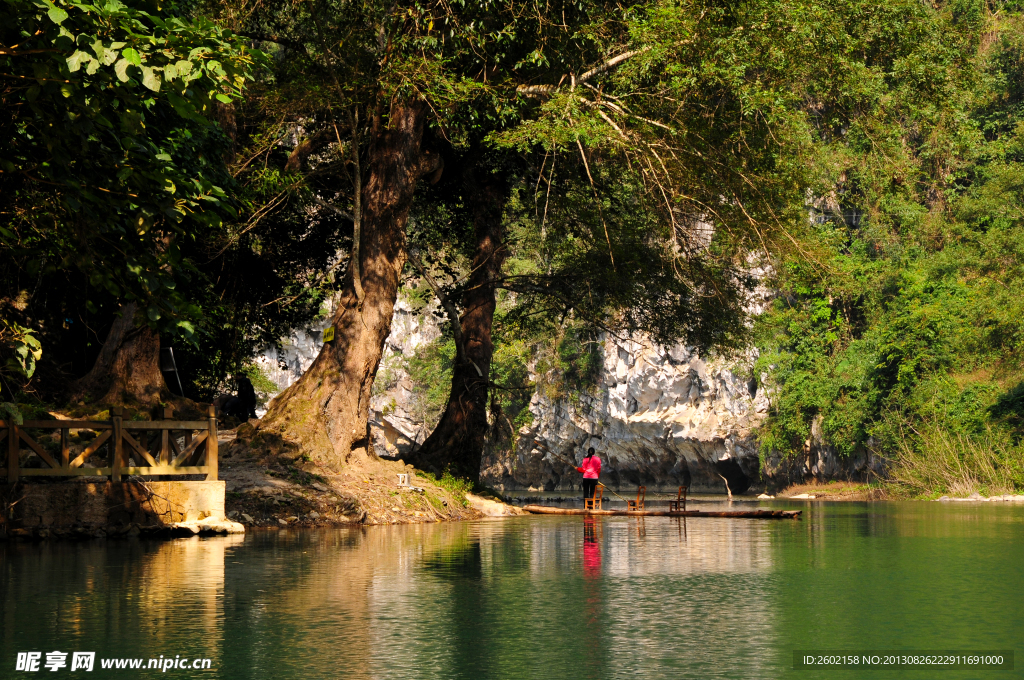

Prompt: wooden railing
[1,406,218,482]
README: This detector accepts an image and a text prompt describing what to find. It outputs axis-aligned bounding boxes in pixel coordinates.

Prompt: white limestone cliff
[252,296,878,493]
[479,337,768,493]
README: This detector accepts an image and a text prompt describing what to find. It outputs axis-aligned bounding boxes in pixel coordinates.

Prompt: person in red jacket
[576,447,602,501]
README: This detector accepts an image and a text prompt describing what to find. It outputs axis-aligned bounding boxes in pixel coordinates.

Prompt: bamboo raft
[522,505,801,519]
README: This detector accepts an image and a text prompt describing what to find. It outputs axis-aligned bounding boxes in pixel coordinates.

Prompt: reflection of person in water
[581,514,602,662]
[582,516,601,573]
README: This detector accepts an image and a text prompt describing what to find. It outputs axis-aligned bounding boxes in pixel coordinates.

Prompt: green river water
[2,500,1022,679]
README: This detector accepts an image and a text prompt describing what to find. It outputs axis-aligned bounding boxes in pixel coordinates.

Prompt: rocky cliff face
[479,339,769,493]
[254,298,881,493]
[475,335,884,493]
[252,297,441,451]
[367,298,441,454]
[252,320,333,417]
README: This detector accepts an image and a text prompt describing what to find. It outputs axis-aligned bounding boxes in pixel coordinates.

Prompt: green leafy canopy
[1,0,261,340]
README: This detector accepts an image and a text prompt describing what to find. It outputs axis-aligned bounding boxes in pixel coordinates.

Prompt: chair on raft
[667,485,688,512]
[626,486,646,512]
[584,484,603,510]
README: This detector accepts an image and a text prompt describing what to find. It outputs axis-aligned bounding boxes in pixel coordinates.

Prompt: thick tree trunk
[70,302,168,406]
[408,174,509,481]
[256,102,440,469]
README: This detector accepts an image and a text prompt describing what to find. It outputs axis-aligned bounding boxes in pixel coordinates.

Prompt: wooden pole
[521,505,801,519]
[111,407,123,483]
[182,403,192,453]
[161,407,172,464]
[7,420,17,482]
[206,404,218,481]
[61,428,69,469]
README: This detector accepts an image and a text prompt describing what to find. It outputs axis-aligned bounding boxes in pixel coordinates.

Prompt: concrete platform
[1,481,244,539]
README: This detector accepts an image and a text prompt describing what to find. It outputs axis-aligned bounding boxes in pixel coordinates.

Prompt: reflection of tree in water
[2,515,790,679]
[1,536,240,666]
[422,538,484,579]
[420,535,489,676]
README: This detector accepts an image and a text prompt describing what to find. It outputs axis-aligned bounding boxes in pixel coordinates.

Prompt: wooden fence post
[111,407,123,483]
[161,407,172,465]
[7,420,17,483]
[60,428,69,469]
[206,404,218,481]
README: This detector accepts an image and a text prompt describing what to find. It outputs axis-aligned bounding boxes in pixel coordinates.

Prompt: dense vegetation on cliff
[754,3,1024,495]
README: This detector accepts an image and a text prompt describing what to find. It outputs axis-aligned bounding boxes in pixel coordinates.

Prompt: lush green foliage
[170,155,342,400]
[886,421,1024,497]
[417,469,474,505]
[7,0,1023,497]
[1,0,257,331]
[241,362,278,408]
[405,336,458,428]
[1,0,343,401]
[399,314,534,437]
[0,320,41,391]
[753,2,1024,493]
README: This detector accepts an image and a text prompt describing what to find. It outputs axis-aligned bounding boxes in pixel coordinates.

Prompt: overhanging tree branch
[517,45,656,96]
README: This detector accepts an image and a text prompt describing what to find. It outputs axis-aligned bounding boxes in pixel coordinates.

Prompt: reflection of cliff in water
[3,518,781,680]
[364,517,779,680]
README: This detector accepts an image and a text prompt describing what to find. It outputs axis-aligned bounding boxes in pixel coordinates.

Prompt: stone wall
[2,481,241,538]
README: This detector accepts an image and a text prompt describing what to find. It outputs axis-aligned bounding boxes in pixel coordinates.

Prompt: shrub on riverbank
[416,470,474,508]
[886,422,1024,498]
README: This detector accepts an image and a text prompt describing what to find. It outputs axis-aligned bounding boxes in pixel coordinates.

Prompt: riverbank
[767,481,1024,502]
[219,428,523,527]
[775,481,885,501]
[0,407,523,539]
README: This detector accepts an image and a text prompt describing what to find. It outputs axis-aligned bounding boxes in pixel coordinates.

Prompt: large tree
[409,0,821,479]
[209,0,630,468]
[401,150,516,479]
